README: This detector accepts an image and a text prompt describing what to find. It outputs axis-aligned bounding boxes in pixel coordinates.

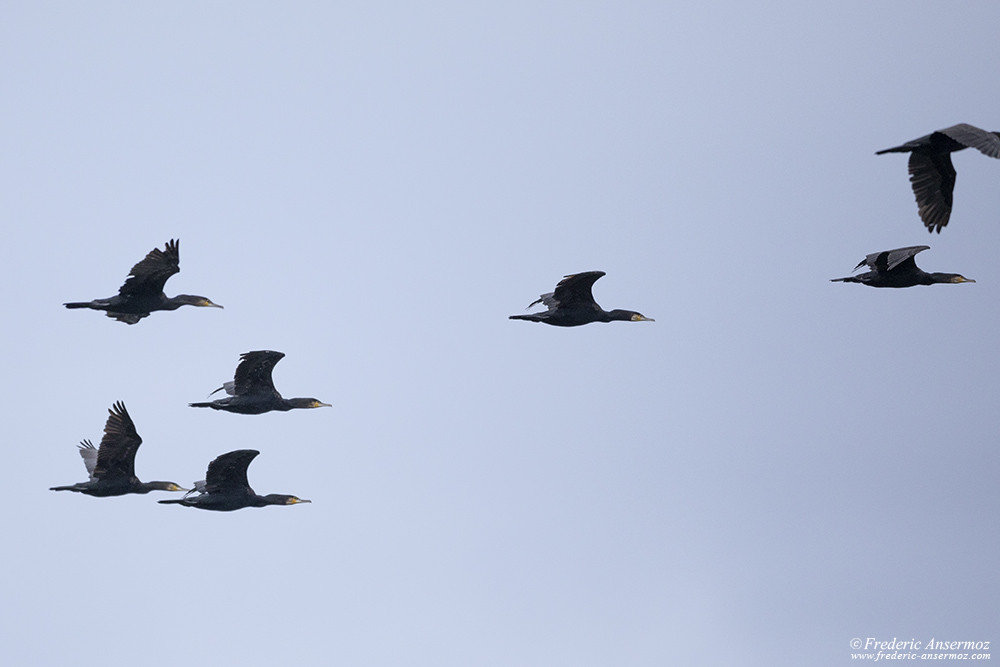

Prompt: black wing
[856,246,929,273]
[912,125,1000,232]
[549,271,606,307]
[92,402,142,481]
[204,449,260,494]
[118,239,181,298]
[937,124,1000,158]
[908,151,956,233]
[232,350,285,396]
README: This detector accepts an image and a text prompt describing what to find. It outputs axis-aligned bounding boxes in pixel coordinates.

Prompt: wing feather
[908,152,954,233]
[118,239,181,297]
[92,401,142,481]
[232,351,284,396]
[937,124,1000,158]
[858,246,929,273]
[78,440,99,479]
[550,271,606,308]
[204,450,259,494]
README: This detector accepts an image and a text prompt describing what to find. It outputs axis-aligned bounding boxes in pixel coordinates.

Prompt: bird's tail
[63,302,92,309]
[188,402,214,409]
[509,314,542,322]
[158,498,187,505]
[49,485,74,491]
[830,276,861,283]
[874,145,909,155]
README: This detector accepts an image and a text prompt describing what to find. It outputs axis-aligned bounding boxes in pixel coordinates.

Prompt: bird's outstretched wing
[856,246,929,273]
[551,271,605,306]
[232,351,285,396]
[937,124,1000,158]
[92,402,143,481]
[204,449,259,494]
[908,151,955,233]
[118,239,181,298]
[528,271,606,310]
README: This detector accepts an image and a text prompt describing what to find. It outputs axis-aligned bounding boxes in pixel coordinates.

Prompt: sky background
[2,2,998,666]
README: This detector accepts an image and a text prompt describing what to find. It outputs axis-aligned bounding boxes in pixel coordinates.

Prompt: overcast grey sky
[2,2,998,666]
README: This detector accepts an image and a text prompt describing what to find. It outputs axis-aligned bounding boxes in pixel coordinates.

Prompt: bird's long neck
[164,295,198,310]
[926,272,963,285]
[603,309,634,322]
[142,481,182,493]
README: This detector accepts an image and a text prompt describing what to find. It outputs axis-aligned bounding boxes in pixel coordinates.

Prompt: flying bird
[158,449,310,511]
[830,245,975,288]
[189,350,331,414]
[50,401,186,496]
[509,271,654,327]
[876,123,1000,233]
[63,239,223,324]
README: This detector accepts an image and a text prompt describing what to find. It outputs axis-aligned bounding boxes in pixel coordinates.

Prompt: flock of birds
[52,241,329,510]
[831,123,999,287]
[49,123,998,511]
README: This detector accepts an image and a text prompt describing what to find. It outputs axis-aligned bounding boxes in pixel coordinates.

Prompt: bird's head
[261,494,312,506]
[606,309,654,322]
[288,398,332,409]
[151,481,188,492]
[177,295,224,308]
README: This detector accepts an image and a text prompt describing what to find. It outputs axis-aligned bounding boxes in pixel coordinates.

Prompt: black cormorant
[509,271,654,327]
[189,350,331,414]
[50,401,186,496]
[876,124,1000,233]
[64,239,222,323]
[830,246,975,288]
[158,449,310,511]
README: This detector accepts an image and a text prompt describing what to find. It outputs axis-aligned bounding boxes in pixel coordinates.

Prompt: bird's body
[50,402,185,497]
[158,449,310,511]
[63,239,222,323]
[876,123,1000,233]
[509,271,653,327]
[830,245,975,288]
[189,350,331,414]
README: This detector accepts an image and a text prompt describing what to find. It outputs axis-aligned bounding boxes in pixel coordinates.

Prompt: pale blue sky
[2,3,998,666]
